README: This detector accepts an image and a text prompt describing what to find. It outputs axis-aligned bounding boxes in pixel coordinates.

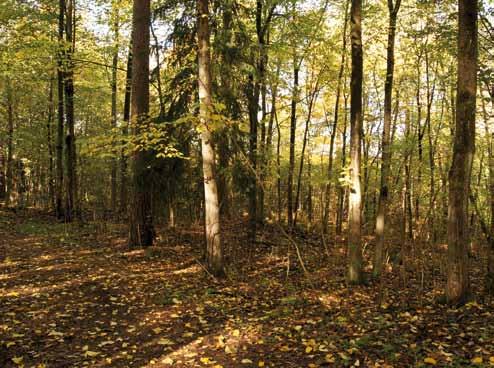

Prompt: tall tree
[197,0,224,276]
[372,0,401,278]
[64,0,77,221]
[347,0,364,284]
[56,0,65,219]
[128,0,155,247]
[4,79,14,207]
[446,0,477,304]
[120,45,132,216]
[110,0,120,213]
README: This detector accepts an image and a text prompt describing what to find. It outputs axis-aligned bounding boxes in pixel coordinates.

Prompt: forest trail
[1,209,494,367]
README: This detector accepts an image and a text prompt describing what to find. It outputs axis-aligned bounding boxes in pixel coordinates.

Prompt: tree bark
[347,0,364,283]
[128,0,155,247]
[446,0,477,304]
[372,0,401,278]
[197,0,224,276]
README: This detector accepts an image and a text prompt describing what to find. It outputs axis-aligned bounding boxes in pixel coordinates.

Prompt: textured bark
[347,0,364,284]
[446,0,477,304]
[372,0,401,278]
[247,73,258,240]
[56,0,65,219]
[128,0,155,247]
[197,0,223,276]
[336,91,349,235]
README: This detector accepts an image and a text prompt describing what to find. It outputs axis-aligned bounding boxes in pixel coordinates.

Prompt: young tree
[197,0,224,276]
[347,0,364,284]
[128,0,155,247]
[56,0,65,219]
[372,0,401,278]
[446,0,477,304]
[64,0,77,221]
[110,0,120,213]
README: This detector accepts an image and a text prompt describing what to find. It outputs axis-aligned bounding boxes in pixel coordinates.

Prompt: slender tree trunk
[347,0,364,283]
[64,0,77,222]
[5,81,14,207]
[120,45,132,216]
[372,0,401,278]
[324,0,349,234]
[276,110,282,223]
[150,21,165,118]
[56,0,65,219]
[446,0,477,304]
[110,1,120,213]
[336,91,349,235]
[247,74,258,240]
[294,85,318,227]
[287,61,299,229]
[128,0,155,247]
[47,76,56,211]
[197,0,224,276]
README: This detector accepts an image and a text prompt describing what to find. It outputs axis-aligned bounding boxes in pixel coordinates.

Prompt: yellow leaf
[213,365,224,368]
[490,356,494,364]
[325,353,336,363]
[241,359,253,364]
[424,357,437,365]
[162,357,174,365]
[84,350,100,357]
[12,356,23,365]
[200,357,211,364]
[305,346,313,353]
[258,361,265,367]
[471,357,483,365]
[158,338,175,346]
[152,327,162,334]
[232,329,240,337]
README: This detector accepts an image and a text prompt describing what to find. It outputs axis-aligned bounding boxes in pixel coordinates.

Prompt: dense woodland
[1,0,494,367]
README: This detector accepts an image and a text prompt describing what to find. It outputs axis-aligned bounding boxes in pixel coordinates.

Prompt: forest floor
[1,208,494,368]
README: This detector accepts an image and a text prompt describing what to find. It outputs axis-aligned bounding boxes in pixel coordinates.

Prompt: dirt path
[1,209,494,367]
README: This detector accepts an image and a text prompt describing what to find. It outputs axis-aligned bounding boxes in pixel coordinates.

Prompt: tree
[64,0,77,222]
[56,0,65,219]
[372,0,401,278]
[128,0,155,247]
[197,0,224,277]
[446,0,477,304]
[347,0,364,284]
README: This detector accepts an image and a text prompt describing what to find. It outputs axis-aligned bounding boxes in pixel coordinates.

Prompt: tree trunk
[287,61,299,229]
[372,0,401,278]
[5,80,14,207]
[110,1,120,213]
[347,0,364,284]
[324,0,349,235]
[64,0,77,222]
[47,76,56,211]
[336,91,349,235]
[120,45,132,216]
[128,0,155,247]
[197,0,224,276]
[446,0,477,304]
[56,0,65,219]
